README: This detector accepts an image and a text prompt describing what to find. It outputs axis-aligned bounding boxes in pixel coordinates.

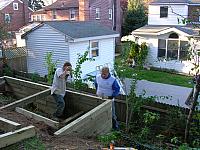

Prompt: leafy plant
[3,64,14,77]
[31,72,40,83]
[72,50,94,90]
[44,52,58,84]
[97,131,121,146]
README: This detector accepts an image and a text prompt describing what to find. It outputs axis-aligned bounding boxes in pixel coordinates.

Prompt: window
[158,39,166,58]
[32,15,36,21]
[4,14,11,23]
[96,8,100,19]
[70,9,75,20]
[160,6,168,18]
[158,38,189,60]
[91,41,99,57]
[37,15,41,21]
[180,41,189,60]
[167,40,178,59]
[109,9,112,20]
[52,10,56,19]
[41,15,45,21]
[13,3,18,10]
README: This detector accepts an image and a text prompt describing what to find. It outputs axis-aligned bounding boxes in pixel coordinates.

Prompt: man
[95,66,120,129]
[50,61,72,120]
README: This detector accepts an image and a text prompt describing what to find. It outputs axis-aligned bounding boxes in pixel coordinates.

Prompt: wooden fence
[0,47,27,75]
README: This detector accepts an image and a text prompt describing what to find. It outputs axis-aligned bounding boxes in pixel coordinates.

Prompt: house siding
[26,24,70,76]
[0,0,32,31]
[148,4,188,25]
[137,34,196,74]
[69,38,115,77]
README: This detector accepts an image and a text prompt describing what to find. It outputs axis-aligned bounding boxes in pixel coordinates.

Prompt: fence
[0,47,27,75]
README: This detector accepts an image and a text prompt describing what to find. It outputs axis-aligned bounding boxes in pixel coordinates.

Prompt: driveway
[123,78,193,109]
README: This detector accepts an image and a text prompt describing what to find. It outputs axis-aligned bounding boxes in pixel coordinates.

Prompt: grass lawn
[115,59,193,88]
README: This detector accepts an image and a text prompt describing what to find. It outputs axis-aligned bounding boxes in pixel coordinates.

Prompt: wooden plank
[0,125,35,149]
[0,80,5,87]
[54,100,112,136]
[16,107,59,129]
[62,111,85,124]
[0,89,51,110]
[0,117,21,132]
[4,76,49,90]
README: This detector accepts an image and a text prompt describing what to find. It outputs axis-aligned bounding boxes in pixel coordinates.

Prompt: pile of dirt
[0,109,103,149]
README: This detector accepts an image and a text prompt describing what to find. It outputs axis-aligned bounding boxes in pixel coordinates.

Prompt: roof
[150,0,200,4]
[43,0,78,10]
[132,25,198,36]
[0,0,15,10]
[23,21,119,39]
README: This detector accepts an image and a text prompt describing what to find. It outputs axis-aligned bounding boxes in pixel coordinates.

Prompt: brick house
[0,0,33,32]
[31,0,122,35]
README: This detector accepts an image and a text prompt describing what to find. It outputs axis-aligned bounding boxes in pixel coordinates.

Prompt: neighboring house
[22,21,119,77]
[0,0,32,32]
[31,0,122,35]
[131,0,200,74]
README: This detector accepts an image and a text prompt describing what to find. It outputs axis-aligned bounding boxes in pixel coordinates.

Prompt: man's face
[64,65,72,72]
[101,69,109,79]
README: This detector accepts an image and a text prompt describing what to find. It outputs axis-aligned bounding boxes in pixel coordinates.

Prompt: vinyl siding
[148,4,188,25]
[26,24,70,76]
[69,38,115,77]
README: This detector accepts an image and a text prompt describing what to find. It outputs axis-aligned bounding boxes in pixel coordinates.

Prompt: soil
[0,94,17,107]
[0,109,103,149]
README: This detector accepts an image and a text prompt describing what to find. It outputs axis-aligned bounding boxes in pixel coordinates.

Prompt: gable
[0,0,23,10]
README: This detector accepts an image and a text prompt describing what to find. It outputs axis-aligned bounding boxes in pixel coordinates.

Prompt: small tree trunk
[184,82,200,142]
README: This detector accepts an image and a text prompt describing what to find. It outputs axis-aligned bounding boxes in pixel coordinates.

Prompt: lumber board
[62,111,85,124]
[0,80,5,87]
[16,107,59,129]
[54,100,112,136]
[0,117,21,132]
[0,125,35,148]
[0,89,51,110]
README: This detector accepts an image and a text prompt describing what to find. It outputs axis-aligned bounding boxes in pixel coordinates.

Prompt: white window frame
[13,3,18,10]
[4,14,11,23]
[52,10,57,20]
[41,15,45,21]
[70,9,75,20]
[96,8,100,19]
[36,15,41,21]
[32,15,36,21]
[109,8,112,20]
[157,39,189,60]
[90,41,99,57]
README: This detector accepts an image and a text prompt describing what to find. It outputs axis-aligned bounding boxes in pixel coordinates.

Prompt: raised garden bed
[0,76,112,137]
[0,117,35,149]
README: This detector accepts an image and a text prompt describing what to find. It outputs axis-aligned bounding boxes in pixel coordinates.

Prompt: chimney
[79,0,89,21]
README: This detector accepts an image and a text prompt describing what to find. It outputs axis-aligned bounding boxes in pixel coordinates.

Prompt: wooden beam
[62,111,85,124]
[15,107,59,129]
[0,125,35,149]
[0,117,21,132]
[0,89,51,110]
[54,100,112,136]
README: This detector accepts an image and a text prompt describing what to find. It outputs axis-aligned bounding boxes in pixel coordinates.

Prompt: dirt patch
[0,109,102,149]
[0,94,17,107]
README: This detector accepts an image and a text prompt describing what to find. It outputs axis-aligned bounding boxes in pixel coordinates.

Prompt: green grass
[117,66,193,88]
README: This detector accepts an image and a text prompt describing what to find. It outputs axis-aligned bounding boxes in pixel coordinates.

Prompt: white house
[131,0,200,74]
[22,21,119,78]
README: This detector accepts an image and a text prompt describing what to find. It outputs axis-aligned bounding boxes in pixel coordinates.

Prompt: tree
[122,1,147,36]
[28,0,45,11]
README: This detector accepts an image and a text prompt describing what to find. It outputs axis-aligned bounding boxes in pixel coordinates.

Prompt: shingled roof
[151,0,200,4]
[22,21,119,39]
